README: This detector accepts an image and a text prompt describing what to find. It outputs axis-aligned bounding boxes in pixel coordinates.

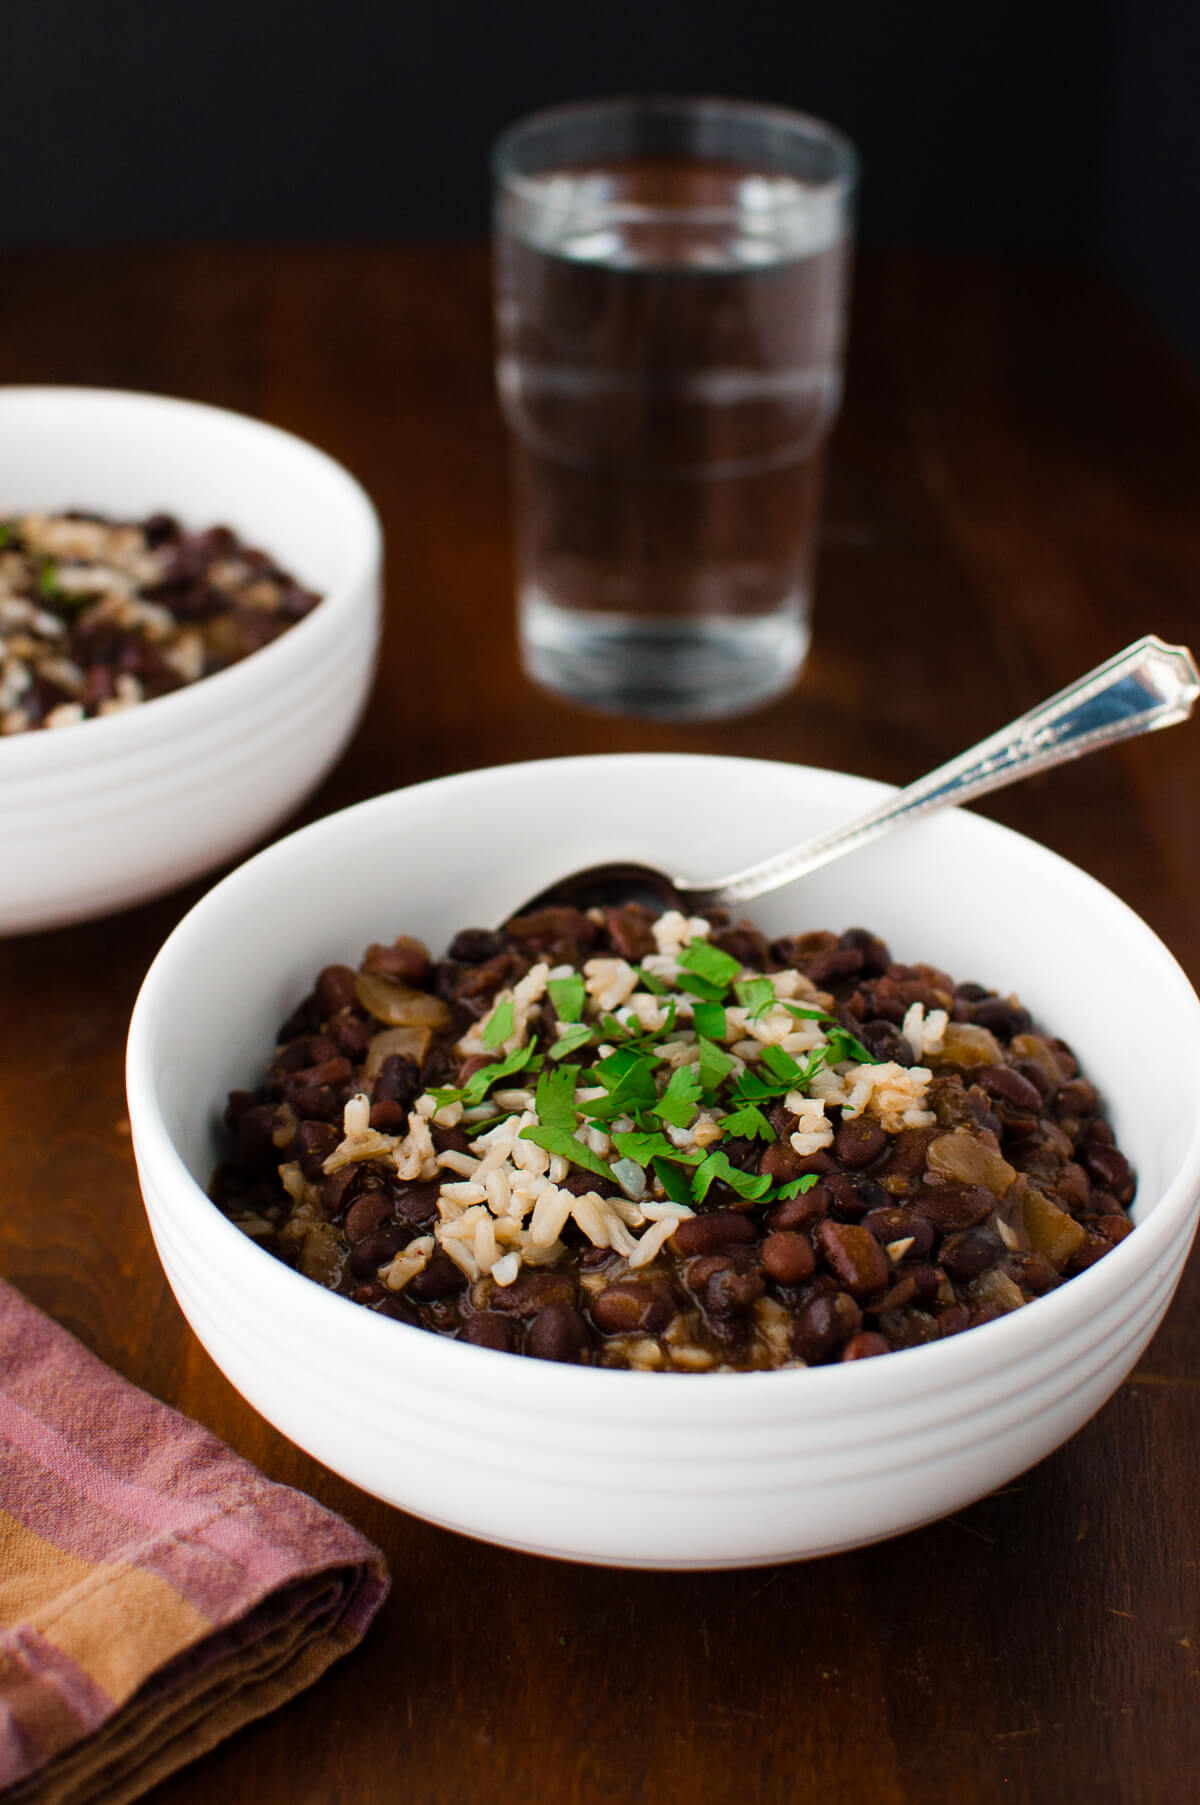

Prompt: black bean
[670,1210,757,1256]
[792,1291,862,1363]
[361,937,431,986]
[938,1227,1005,1282]
[814,1221,889,1296]
[759,1139,818,1184]
[857,1020,914,1066]
[459,1312,517,1351]
[348,1226,408,1277]
[971,998,1032,1041]
[526,1300,590,1363]
[841,1331,890,1360]
[447,928,506,964]
[489,1271,577,1316]
[406,1250,467,1299]
[234,1103,282,1173]
[802,946,866,986]
[838,928,891,977]
[370,1099,409,1132]
[373,1294,419,1325]
[767,1186,828,1232]
[977,1065,1044,1112]
[591,1283,676,1335]
[373,1054,421,1112]
[343,1193,393,1245]
[315,963,359,1016]
[910,1182,995,1231]
[297,1119,340,1178]
[702,1266,766,1319]
[861,1208,935,1260]
[392,1180,441,1225]
[762,1231,816,1284]
[834,1118,888,1167]
[324,1007,372,1060]
[1082,1142,1136,1204]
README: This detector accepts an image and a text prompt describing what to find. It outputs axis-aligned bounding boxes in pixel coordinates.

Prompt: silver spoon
[513,634,1200,918]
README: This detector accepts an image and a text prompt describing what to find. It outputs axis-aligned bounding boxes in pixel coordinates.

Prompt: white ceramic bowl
[126,754,1200,1569]
[0,386,382,934]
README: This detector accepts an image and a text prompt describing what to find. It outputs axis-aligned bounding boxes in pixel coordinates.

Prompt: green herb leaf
[734,977,776,1021]
[698,1037,735,1094]
[651,1064,702,1128]
[428,1042,536,1109]
[584,1046,660,1111]
[547,1022,594,1061]
[678,938,741,991]
[534,1063,581,1131]
[782,1003,826,1022]
[652,1157,695,1207]
[768,1173,821,1201]
[634,965,668,996]
[718,1102,774,1141]
[546,974,586,1023]
[823,1024,875,1066]
[0,523,11,549]
[519,1124,613,1181]
[691,1151,772,1204]
[691,1000,727,1041]
[481,999,515,1049]
[612,1129,703,1168]
[675,970,727,1005]
[760,1044,804,1087]
[38,560,63,601]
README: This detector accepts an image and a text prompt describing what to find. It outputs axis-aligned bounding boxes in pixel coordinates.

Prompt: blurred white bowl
[0,386,381,934]
[126,754,1200,1569]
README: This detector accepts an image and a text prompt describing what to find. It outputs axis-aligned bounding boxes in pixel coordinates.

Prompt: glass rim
[492,94,859,219]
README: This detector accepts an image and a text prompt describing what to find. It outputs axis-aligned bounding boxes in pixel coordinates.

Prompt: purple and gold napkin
[0,1279,388,1803]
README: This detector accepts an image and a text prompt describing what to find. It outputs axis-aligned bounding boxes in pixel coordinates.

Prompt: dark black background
[2,0,1196,361]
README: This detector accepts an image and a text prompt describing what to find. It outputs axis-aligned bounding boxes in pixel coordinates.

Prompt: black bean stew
[211,906,1136,1370]
[0,510,320,733]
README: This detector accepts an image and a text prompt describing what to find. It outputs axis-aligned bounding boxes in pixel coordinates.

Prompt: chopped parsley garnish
[718,1102,775,1141]
[691,1000,727,1041]
[547,1022,594,1061]
[760,1044,803,1088]
[533,1063,581,1131]
[678,937,741,991]
[652,1156,695,1206]
[770,1173,821,1201]
[547,974,585,1023]
[428,1042,538,1110]
[480,999,515,1049]
[611,1129,703,1168]
[38,560,64,601]
[651,1064,701,1128]
[698,1037,735,1094]
[692,1150,772,1203]
[585,1050,660,1120]
[518,1123,614,1181]
[734,976,776,1020]
[468,942,883,1216]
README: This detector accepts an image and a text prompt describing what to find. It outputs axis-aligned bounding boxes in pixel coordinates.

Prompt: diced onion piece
[611,1157,647,1200]
[363,1024,432,1079]
[355,971,450,1030]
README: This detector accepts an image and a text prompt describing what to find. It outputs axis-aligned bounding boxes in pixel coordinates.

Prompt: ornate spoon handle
[694,634,1200,910]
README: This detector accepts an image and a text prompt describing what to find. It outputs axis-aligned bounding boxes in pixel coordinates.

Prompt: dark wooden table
[2,245,1198,1805]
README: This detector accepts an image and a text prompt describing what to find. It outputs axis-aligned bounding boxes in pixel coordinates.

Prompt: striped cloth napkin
[0,1279,388,1803]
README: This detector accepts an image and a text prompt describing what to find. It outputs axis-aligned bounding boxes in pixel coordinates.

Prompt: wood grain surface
[1,245,1198,1805]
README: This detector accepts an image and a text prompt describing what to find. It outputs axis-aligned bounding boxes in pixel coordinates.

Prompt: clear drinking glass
[492,96,857,720]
